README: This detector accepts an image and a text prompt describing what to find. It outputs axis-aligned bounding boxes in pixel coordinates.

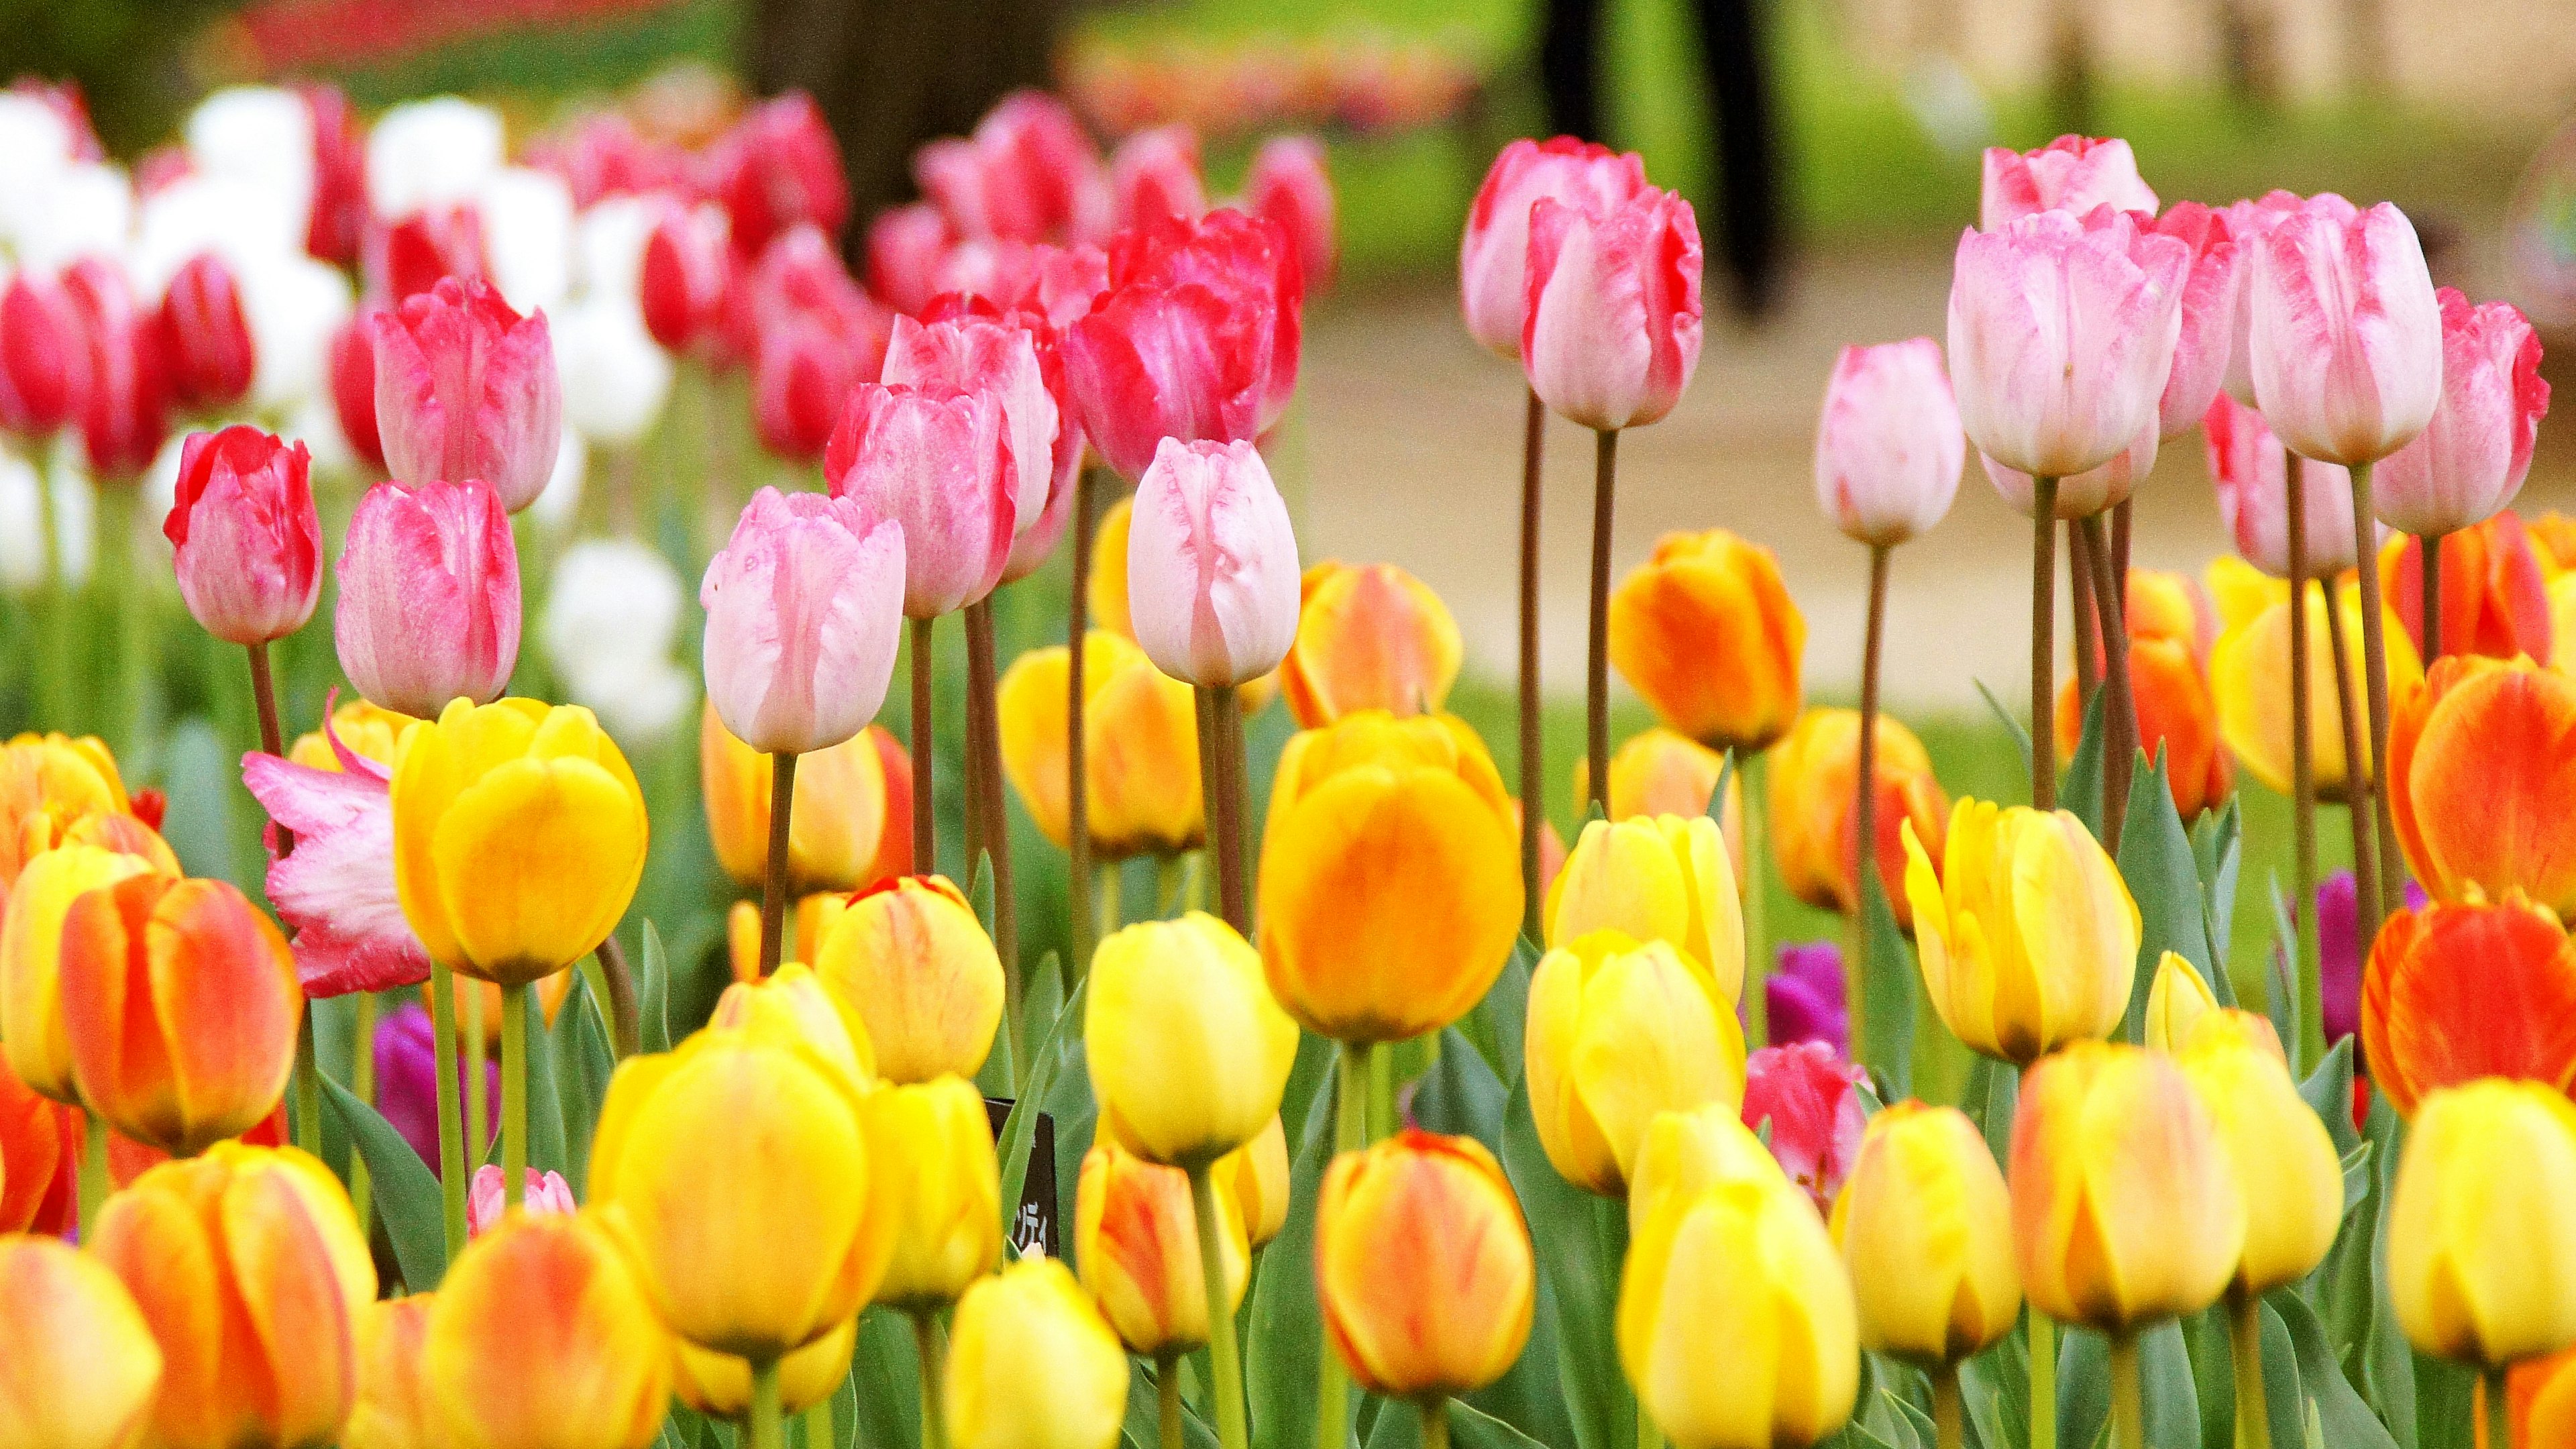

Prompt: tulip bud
[1547,814,1746,1002]
[674,1317,855,1423]
[2373,290,2548,536]
[1317,1129,1535,1397]
[91,1143,376,1449]
[372,276,563,511]
[466,1163,576,1236]
[1767,942,1850,1055]
[2052,569,2235,820]
[62,259,172,481]
[997,631,1204,859]
[2174,1010,2343,1294]
[2390,1079,2576,1370]
[2010,1041,2244,1332]
[2248,199,2443,466]
[1813,338,1964,547]
[1124,437,1300,688]
[1978,135,2157,230]
[946,1259,1131,1449]
[330,307,387,470]
[335,478,522,720]
[639,201,733,356]
[1590,729,1748,859]
[2386,657,2576,918]
[373,1002,495,1178]
[1087,912,1297,1169]
[1766,708,1950,929]
[0,1055,80,1233]
[345,1297,435,1449]
[1223,1114,1291,1248]
[158,252,256,410]
[427,1211,674,1449]
[1607,529,1805,754]
[0,1235,163,1449]
[864,1076,1004,1309]
[389,697,649,985]
[881,307,1061,543]
[1,843,166,1102]
[700,487,905,757]
[825,383,1017,619]
[1459,138,1647,360]
[1279,560,1463,728]
[1740,1042,1868,1219]
[1245,135,1336,290]
[2142,950,2220,1054]
[1521,186,1703,432]
[162,425,320,647]
[1527,930,1748,1196]
[1109,125,1208,230]
[1830,1102,2020,1368]
[2361,897,2576,1118]
[0,270,90,440]
[814,875,1003,1084]
[2206,395,2363,577]
[867,203,952,317]
[1625,1100,1794,1238]
[702,703,911,896]
[1075,1138,1250,1354]
[1904,800,2139,1065]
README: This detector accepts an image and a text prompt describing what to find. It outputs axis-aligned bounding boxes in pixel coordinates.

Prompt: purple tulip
[374,1002,497,1179]
[1762,941,1849,1055]
[2318,869,2427,1061]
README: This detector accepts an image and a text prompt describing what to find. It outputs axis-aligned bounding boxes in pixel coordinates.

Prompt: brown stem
[1219,685,1250,933]
[967,600,1017,996]
[2287,464,2322,1074]
[2070,519,2101,700]
[2420,529,2445,662]
[2111,496,2134,589]
[1519,386,1546,937]
[911,616,935,873]
[1193,685,1221,866]
[2079,514,2136,853]
[1587,428,1617,815]
[2349,463,2406,922]
[248,642,294,856]
[2321,574,2383,948]
[760,751,798,978]
[1068,466,1099,972]
[1853,545,1890,1069]
[2031,478,2061,810]
[594,934,641,1058]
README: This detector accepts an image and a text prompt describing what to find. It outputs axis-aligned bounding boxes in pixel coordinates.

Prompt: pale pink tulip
[824,383,1016,619]
[1109,125,1207,231]
[371,275,562,511]
[240,706,429,996]
[1813,338,1964,546]
[467,1164,576,1235]
[2204,395,2363,576]
[700,487,906,757]
[881,307,1059,538]
[1458,138,1647,360]
[2149,202,2243,438]
[333,476,521,718]
[1982,423,2158,519]
[1244,135,1336,290]
[1978,135,2158,231]
[164,426,321,646]
[2247,199,2442,466]
[1126,437,1300,687]
[2371,288,2548,536]
[2219,190,2313,406]
[1521,186,1703,431]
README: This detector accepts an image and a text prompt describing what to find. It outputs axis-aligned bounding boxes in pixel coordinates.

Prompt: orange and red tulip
[1607,529,1805,754]
[345,1297,436,1449]
[0,1234,164,1449]
[2382,511,2552,665]
[2361,897,2576,1118]
[2054,570,2232,818]
[1768,707,1949,927]
[2386,655,2576,917]
[2513,1347,2576,1448]
[427,1211,676,1449]
[1279,560,1464,728]
[1317,1129,1536,1397]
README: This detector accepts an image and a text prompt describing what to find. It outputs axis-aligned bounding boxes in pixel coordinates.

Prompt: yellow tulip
[945,1258,1131,1449]
[813,875,1003,1085]
[1317,1130,1536,1397]
[701,700,911,894]
[724,894,855,987]
[2207,557,2424,803]
[2389,1079,2576,1370]
[1279,560,1465,728]
[1073,1138,1250,1355]
[2174,1010,2343,1295]
[1626,1101,1795,1240]
[1087,912,1297,1169]
[0,843,160,1102]
[1259,710,1521,1043]
[1619,1177,1859,1449]
[705,961,878,1086]
[426,1212,674,1449]
[2142,951,2219,1055]
[1577,729,1750,891]
[1526,930,1748,1196]
[0,731,133,887]
[390,698,649,985]
[1090,496,1136,641]
[1829,1102,2021,1366]
[288,698,413,772]
[997,631,1203,859]
[1546,814,1746,1003]
[1607,529,1807,755]
[865,1075,1004,1310]
[0,1234,162,1449]
[1904,800,2139,1066]
[344,1297,435,1449]
[1221,1114,1291,1248]
[673,1318,856,1421]
[2009,1042,2244,1332]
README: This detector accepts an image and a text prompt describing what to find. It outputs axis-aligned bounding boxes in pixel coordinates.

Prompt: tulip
[1625,1099,1796,1238]
[813,875,1004,1084]
[700,487,906,757]
[2361,897,2576,1116]
[1619,1173,1860,1449]
[158,252,255,410]
[0,1056,79,1233]
[708,961,879,1087]
[2204,396,2363,575]
[2247,199,2443,467]
[1592,728,1746,841]
[916,91,1108,246]
[754,313,874,464]
[1109,125,1208,229]
[1766,943,1849,1055]
[1087,912,1296,1169]
[1546,814,1746,1002]
[706,95,849,258]
[1222,1114,1290,1248]
[865,203,948,317]
[373,1002,496,1177]
[2386,655,2576,914]
[2141,951,2220,1054]
[881,307,1061,543]
[427,1210,674,1449]
[2374,288,2548,537]
[1526,930,1748,1195]
[2318,869,2408,1057]
[465,1163,576,1235]
[1279,561,1463,728]
[863,1075,1004,1309]
[162,425,320,649]
[1459,138,1648,359]
[61,259,171,480]
[1260,712,1523,1042]
[1521,184,1703,432]
[673,1318,855,1423]
[639,201,733,358]
[1766,707,1949,928]
[1075,1138,1251,1355]
[945,1259,1132,1449]
[1089,494,1138,639]
[371,276,561,511]
[2148,203,2245,437]
[245,714,433,998]
[702,704,912,895]
[1244,136,1336,290]
[2208,564,2424,802]
[1607,529,1805,754]
[0,843,164,1102]
[90,1143,375,1449]
[2512,1350,2576,1449]
[1124,437,1301,688]
[824,383,1016,619]
[2388,1078,2576,1370]
[1318,1130,1536,1397]
[1980,421,2159,525]
[0,731,136,882]
[534,545,688,745]
[344,1297,434,1449]
[2051,569,2233,818]
[1813,338,1965,547]
[1978,135,2157,230]
[329,307,387,470]
[1739,1042,1868,1219]
[335,478,522,720]
[0,1236,162,1449]
[1904,799,2139,1065]
[2383,513,2553,666]
[997,631,1203,858]
[726,895,865,987]
[0,270,89,440]
[2173,1009,2343,1293]
[2010,1041,2244,1331]
[1830,1101,2021,1366]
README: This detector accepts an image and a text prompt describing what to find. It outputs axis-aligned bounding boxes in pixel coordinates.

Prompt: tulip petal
[429,756,648,982]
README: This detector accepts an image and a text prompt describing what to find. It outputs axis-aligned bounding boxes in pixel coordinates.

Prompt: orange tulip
[1579,729,1748,883]
[0,731,133,887]
[107,1102,289,1191]
[288,698,414,773]
[1607,529,1805,754]
[0,1053,80,1234]
[2530,511,2576,575]
[2361,898,2576,1118]
[2387,655,2576,916]
[2383,511,2552,665]
[426,1211,675,1449]
[345,1297,436,1449]
[0,1234,163,1449]
[997,631,1204,859]
[2512,1347,2576,1448]
[1767,708,1948,926]
[0,843,168,1103]
[702,700,912,895]
[1073,1138,1250,1355]
[1316,1129,1536,1397]
[724,893,856,986]
[57,875,301,1159]
[2054,570,2232,819]
[1279,561,1464,728]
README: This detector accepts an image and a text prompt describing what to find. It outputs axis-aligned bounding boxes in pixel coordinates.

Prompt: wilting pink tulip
[241,712,429,996]
[372,276,562,512]
[700,488,906,756]
[2247,199,2442,466]
[867,202,953,317]
[2205,396,2362,576]
[467,1164,575,1235]
[1125,437,1300,687]
[1522,186,1703,431]
[705,94,849,259]
[301,82,370,267]
[1947,207,2188,480]
[329,307,386,470]
[1244,135,1336,290]
[1813,338,1964,546]
[2371,289,2548,537]
[2148,203,2243,438]
[1739,1042,1870,1219]
[1459,138,1648,360]
[61,259,170,480]
[639,201,733,358]
[1984,423,2158,520]
[163,426,320,646]
[882,305,1059,537]
[157,253,255,411]
[335,477,521,718]
[1110,125,1208,231]
[1978,134,2158,231]
[0,269,89,439]
[826,383,1016,619]
[367,204,488,304]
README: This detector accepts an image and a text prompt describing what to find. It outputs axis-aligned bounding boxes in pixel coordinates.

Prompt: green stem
[502,984,529,1210]
[1093,861,1124,965]
[749,1358,785,1449]
[805,1395,837,1449]
[1586,428,1617,815]
[1519,386,1546,942]
[2232,1293,2270,1449]
[1741,751,1770,1046]
[2421,529,2445,662]
[914,1312,951,1449]
[1158,853,1189,918]
[2285,466,2324,1075]
[1367,1037,1395,1142]
[351,991,376,1235]
[464,985,488,1166]
[1191,1163,1251,1449]
[1633,1385,1660,1449]
[761,751,798,977]
[2489,1371,2511,1449]
[1933,1365,1963,1449]
[2031,476,2061,810]
[1318,1042,1372,1449]
[1851,545,1888,1073]
[2110,1332,2145,1449]
[2031,1312,2057,1449]
[293,1002,323,1156]
[1426,1398,1453,1449]
[78,1108,107,1227]
[2348,461,2406,931]
[1159,1354,1185,1449]
[429,961,468,1258]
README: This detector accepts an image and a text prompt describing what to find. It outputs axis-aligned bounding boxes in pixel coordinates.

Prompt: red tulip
[1245,134,1336,292]
[157,254,256,411]
[61,258,170,481]
[0,1055,79,1235]
[1739,1041,1869,1218]
[866,202,952,317]
[753,317,868,463]
[1522,184,1702,431]
[0,268,89,441]
[920,90,1109,245]
[370,276,561,512]
[366,204,488,305]
[826,383,1017,619]
[882,303,1061,543]
[706,94,849,258]
[328,307,386,470]
[162,426,320,647]
[1109,124,1208,231]
[639,201,734,358]
[299,82,370,267]
[2384,513,2553,666]
[2362,898,2576,1117]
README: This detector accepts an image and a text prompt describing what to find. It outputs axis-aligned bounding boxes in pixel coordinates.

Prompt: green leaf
[1463,938,1540,1086]
[1246,1073,1336,1449]
[639,920,673,1055]
[1957,1332,2027,1449]
[317,1070,445,1290]
[1500,1072,1629,1449]
[1024,951,1065,1071]
[2296,1038,2363,1159]
[1362,1399,1554,1449]
[2268,1289,2403,1449]
[2061,686,2111,836]
[2411,1351,2474,1449]
[554,970,617,1197]
[1962,1055,2019,1173]
[520,981,568,1180]
[2253,1298,2316,1449]
[2119,745,2218,1042]
[2057,1321,2194,1449]
[2360,1093,2418,1445]
[2181,1307,2233,1449]
[847,1308,920,1449]
[1854,865,1914,1100]
[1972,681,2036,798]
[2192,798,2244,989]
[1126,1360,1221,1449]
[2264,875,2300,1057]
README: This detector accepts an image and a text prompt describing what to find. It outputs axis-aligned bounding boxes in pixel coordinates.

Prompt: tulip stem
[2109,1333,2145,1449]
[2070,521,2101,701]
[246,641,294,855]
[2031,478,2060,810]
[1094,863,1124,955]
[2347,462,2407,928]
[1424,1397,1452,1449]
[761,751,799,978]
[501,983,527,1210]
[2320,576,2379,1023]
[2077,513,2136,854]
[352,991,376,1234]
[2031,1311,2057,1449]
[1586,428,1617,817]
[429,961,469,1258]
[967,600,1020,1039]
[914,1311,950,1449]
[2487,1371,2511,1449]
[78,1108,107,1226]
[749,1358,786,1449]
[464,987,490,1167]
[1933,1366,1963,1449]
[1190,1163,1252,1449]
[1200,684,1250,936]
[912,616,937,874]
[293,1004,323,1157]
[2421,530,2445,662]
[2285,467,2325,1074]
[1853,544,1889,1071]
[806,1395,837,1449]
[1742,751,1771,1049]
[1318,1040,1375,1449]
[1069,466,1102,977]
[1368,1036,1397,1142]
[2231,1293,2270,1449]
[1519,386,1547,941]
[1158,1353,1185,1449]
[1633,1391,1660,1449]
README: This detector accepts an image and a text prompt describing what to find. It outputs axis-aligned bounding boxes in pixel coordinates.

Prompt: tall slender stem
[247,643,294,854]
[1191,1163,1251,1449]
[1852,546,1890,1070]
[967,601,1017,994]
[2031,1311,2057,1449]
[2349,462,2405,916]
[1158,1354,1185,1449]
[429,961,468,1258]
[1214,685,1248,934]
[914,1313,950,1449]
[1425,1398,1452,1449]
[293,1008,323,1157]
[2031,478,2061,810]
[2070,521,2100,700]
[1069,466,1101,975]
[1932,1366,1963,1449]
[2489,1371,2512,1449]
[2079,513,2137,853]
[1586,429,1618,815]
[760,751,799,978]
[2231,1293,2271,1449]
[749,1358,786,1449]
[351,991,376,1232]
[2321,576,2382,963]
[1317,1040,1375,1449]
[501,983,527,1210]
[2109,1333,2145,1449]
[2421,530,2445,662]
[1519,387,1547,939]
[464,987,489,1167]
[912,616,936,874]
[2286,464,2323,1075]
[1093,862,1124,958]
[2112,496,2135,588]
[78,1109,107,1227]
[806,1397,837,1449]
[1741,753,1771,1048]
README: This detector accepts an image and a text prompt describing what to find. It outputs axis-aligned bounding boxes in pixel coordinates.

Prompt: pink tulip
[1459,138,1648,360]
[970,91,1110,243]
[163,426,321,646]
[240,709,429,996]
[1119,209,1302,427]
[882,305,1059,535]
[2247,199,2442,466]
[1947,207,2188,481]
[700,487,906,757]
[825,383,1016,619]
[366,203,489,305]
[1978,134,2158,231]
[300,83,370,268]
[1521,186,1703,432]
[467,1163,576,1236]
[639,201,734,358]
[752,315,867,463]
[1739,1042,1870,1220]
[2219,191,2312,406]
[371,276,562,512]
[1244,135,1337,291]
[1813,338,1964,547]
[704,94,849,260]
[1125,437,1300,687]
[1014,242,1110,331]
[2148,202,2243,438]
[329,307,386,471]
[2370,288,2548,536]
[1109,124,1208,231]
[157,252,255,411]
[867,201,953,317]
[1982,420,2158,521]
[2204,395,2363,576]
[334,477,521,718]
[0,269,90,440]
[61,258,171,480]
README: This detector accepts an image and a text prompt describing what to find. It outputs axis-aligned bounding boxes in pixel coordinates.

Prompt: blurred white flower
[240,252,354,412]
[542,535,694,744]
[576,195,660,303]
[0,443,96,593]
[366,97,505,221]
[139,433,189,557]
[531,427,588,531]
[0,95,79,245]
[131,173,303,297]
[283,390,354,476]
[556,295,672,447]
[184,86,317,241]
[15,164,133,274]
[476,167,576,315]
